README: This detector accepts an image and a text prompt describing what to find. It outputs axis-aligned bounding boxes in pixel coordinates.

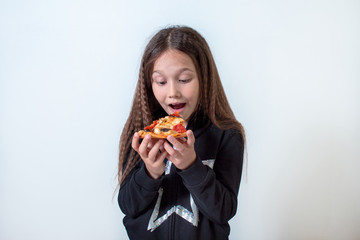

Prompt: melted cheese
[154,128,161,134]
[155,116,183,130]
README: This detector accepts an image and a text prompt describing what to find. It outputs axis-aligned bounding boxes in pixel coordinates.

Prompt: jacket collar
[187,112,212,139]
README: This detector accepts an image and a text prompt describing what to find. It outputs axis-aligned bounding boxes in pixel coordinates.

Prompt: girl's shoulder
[195,122,244,148]
[209,122,243,140]
[189,115,244,144]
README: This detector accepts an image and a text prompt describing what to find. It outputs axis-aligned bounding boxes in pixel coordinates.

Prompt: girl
[117,26,245,240]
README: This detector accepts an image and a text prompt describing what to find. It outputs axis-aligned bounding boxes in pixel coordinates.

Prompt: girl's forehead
[153,50,196,72]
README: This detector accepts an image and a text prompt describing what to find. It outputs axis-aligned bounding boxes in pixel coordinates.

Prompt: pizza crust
[138,130,187,139]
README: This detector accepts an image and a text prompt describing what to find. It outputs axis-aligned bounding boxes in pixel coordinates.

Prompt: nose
[168,81,180,98]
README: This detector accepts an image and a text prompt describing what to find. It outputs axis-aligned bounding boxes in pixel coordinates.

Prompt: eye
[179,79,191,83]
[157,81,166,86]
[153,79,167,86]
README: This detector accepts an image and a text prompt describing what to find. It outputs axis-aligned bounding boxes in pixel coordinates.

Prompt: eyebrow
[152,68,194,75]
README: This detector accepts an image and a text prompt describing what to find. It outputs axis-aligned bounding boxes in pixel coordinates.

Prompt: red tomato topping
[173,123,186,133]
[170,111,180,117]
[144,120,157,130]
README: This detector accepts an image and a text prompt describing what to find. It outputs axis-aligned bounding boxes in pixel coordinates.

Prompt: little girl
[117,26,245,240]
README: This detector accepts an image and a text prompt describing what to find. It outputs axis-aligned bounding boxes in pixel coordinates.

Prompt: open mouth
[169,103,186,110]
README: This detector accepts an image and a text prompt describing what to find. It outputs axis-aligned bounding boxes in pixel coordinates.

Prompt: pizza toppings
[170,111,181,117]
[144,120,158,130]
[173,123,186,133]
[138,112,187,138]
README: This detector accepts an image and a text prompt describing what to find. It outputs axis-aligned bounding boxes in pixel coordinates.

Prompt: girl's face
[152,50,199,125]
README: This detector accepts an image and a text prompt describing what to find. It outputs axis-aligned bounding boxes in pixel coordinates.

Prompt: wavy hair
[118,26,245,186]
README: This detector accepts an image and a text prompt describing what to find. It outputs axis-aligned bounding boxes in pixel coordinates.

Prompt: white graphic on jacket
[147,159,215,232]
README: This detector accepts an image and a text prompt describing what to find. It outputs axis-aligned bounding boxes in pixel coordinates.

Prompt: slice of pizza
[138,112,187,138]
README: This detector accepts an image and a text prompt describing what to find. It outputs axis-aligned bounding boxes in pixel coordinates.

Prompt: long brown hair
[118,26,245,186]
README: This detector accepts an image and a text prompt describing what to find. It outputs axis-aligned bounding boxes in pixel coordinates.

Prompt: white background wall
[1,0,359,239]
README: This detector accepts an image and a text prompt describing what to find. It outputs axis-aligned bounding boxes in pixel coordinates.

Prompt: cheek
[152,86,164,103]
[152,84,159,99]
[190,83,200,103]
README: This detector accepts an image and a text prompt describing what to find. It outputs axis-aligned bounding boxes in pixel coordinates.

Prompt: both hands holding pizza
[131,113,196,179]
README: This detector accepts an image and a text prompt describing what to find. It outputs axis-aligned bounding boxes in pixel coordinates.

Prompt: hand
[132,133,168,179]
[164,130,196,170]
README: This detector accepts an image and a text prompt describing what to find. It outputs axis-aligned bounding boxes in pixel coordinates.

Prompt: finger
[159,143,165,152]
[147,138,158,149]
[186,130,195,146]
[164,141,181,158]
[166,155,176,164]
[166,135,185,152]
[158,148,168,162]
[138,134,152,155]
[131,132,140,152]
[148,139,164,160]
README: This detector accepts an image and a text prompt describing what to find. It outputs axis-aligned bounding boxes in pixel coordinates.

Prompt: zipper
[171,164,178,240]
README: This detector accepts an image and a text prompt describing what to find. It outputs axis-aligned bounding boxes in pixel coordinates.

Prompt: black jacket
[118,118,244,240]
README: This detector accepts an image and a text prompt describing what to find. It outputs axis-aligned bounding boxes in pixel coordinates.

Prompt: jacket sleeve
[118,161,163,218]
[177,130,244,224]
